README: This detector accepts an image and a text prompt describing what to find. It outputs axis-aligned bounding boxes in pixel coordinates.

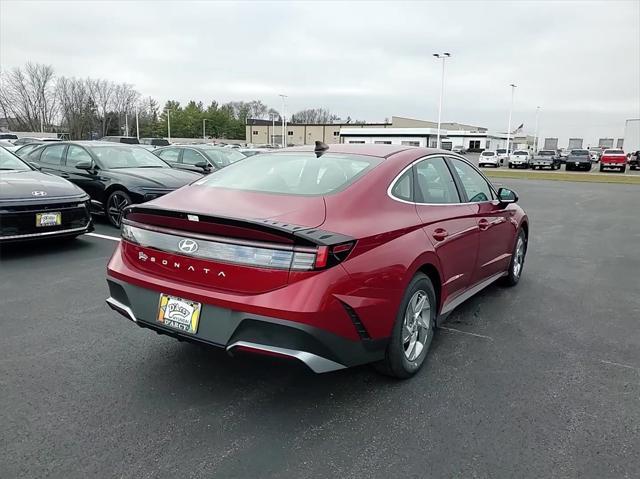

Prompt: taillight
[122,222,355,272]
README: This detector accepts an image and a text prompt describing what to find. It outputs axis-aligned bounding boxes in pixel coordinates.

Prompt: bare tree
[112,83,140,135]
[88,78,114,137]
[0,62,57,132]
[56,77,94,139]
[290,108,339,124]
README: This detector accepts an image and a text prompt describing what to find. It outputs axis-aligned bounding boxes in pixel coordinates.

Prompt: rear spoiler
[124,205,354,247]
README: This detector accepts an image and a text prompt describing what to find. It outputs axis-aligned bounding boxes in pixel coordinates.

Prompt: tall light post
[202,118,208,140]
[135,105,140,140]
[433,52,451,149]
[279,94,288,148]
[533,106,540,153]
[167,109,171,143]
[505,83,517,155]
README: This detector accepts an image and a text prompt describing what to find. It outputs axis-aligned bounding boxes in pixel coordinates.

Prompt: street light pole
[533,106,540,153]
[135,106,140,140]
[279,94,287,148]
[433,52,451,149]
[167,110,171,143]
[506,83,517,155]
[202,118,208,140]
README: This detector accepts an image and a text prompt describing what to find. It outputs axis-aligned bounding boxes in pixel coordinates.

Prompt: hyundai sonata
[106,143,529,378]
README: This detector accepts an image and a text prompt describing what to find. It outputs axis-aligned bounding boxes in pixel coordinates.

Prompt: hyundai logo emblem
[178,238,199,254]
[31,191,47,196]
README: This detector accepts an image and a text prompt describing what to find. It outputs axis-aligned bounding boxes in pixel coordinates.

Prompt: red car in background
[106,143,529,378]
[599,149,627,172]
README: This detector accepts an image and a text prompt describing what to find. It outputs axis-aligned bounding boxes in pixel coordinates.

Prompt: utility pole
[135,106,140,140]
[167,110,171,143]
[279,94,288,148]
[506,83,517,155]
[433,52,451,149]
[202,118,208,140]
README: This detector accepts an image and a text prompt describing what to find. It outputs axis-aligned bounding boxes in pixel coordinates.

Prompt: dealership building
[246,116,534,151]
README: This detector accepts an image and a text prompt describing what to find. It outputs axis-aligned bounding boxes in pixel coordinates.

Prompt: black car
[629,151,640,171]
[565,149,592,171]
[101,136,140,145]
[154,144,246,174]
[140,137,170,147]
[0,146,93,243]
[530,150,562,170]
[26,141,201,227]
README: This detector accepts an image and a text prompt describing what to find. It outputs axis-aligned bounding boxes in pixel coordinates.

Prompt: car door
[155,147,182,168]
[35,143,68,176]
[412,156,480,304]
[447,157,515,284]
[62,145,105,206]
[181,148,213,174]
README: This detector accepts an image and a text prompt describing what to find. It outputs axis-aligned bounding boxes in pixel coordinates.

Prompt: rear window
[496,149,506,154]
[481,151,495,156]
[603,149,624,155]
[539,150,555,156]
[571,150,589,155]
[514,151,528,155]
[195,152,381,196]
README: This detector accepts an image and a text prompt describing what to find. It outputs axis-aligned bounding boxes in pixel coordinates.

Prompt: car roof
[284,143,441,158]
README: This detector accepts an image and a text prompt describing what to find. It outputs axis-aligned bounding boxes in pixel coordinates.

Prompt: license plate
[36,212,61,227]
[575,162,580,166]
[157,294,202,334]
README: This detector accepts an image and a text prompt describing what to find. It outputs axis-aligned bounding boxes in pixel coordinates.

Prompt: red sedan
[106,143,529,378]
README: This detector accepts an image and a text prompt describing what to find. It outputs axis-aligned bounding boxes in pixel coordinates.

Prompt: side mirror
[498,187,518,205]
[75,161,94,171]
[195,161,211,171]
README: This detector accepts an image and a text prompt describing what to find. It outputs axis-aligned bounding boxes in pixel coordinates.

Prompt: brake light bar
[121,223,355,271]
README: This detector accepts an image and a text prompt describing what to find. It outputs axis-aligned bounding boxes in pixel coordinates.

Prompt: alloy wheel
[513,236,525,278]
[107,192,129,227]
[402,290,431,361]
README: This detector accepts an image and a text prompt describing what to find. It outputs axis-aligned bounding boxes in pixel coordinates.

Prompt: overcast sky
[2,0,639,145]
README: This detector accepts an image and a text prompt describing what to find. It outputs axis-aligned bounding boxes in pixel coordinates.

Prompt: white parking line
[439,326,494,341]
[599,359,639,372]
[86,232,120,242]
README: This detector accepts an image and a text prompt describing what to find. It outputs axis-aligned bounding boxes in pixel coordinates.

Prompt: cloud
[1,0,638,145]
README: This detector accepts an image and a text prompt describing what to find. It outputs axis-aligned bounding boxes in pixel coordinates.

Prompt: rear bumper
[106,277,388,372]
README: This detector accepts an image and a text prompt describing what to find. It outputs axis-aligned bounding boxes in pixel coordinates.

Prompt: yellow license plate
[157,294,202,334]
[35,212,61,227]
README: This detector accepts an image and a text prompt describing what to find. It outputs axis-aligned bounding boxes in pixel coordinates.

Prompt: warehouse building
[246,115,533,151]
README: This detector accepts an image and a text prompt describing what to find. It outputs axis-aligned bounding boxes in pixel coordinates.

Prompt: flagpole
[506,84,517,155]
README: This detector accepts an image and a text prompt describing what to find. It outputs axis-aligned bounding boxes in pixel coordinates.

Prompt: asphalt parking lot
[1,179,639,478]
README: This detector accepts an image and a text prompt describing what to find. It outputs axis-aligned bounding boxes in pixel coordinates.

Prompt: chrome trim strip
[226,341,346,373]
[441,271,506,315]
[0,224,89,241]
[481,253,512,269]
[105,297,137,323]
[386,153,498,206]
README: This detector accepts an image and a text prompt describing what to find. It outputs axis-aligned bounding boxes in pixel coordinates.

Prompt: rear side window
[157,148,180,162]
[195,152,380,196]
[390,169,413,202]
[414,157,460,204]
[40,144,66,165]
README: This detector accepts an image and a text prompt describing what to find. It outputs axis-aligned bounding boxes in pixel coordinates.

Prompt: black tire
[105,190,131,228]
[600,165,604,172]
[501,229,527,287]
[508,164,513,169]
[621,166,626,173]
[586,165,592,172]
[374,273,436,379]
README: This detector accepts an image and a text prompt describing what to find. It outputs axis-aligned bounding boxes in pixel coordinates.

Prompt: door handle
[432,228,448,242]
[478,219,490,230]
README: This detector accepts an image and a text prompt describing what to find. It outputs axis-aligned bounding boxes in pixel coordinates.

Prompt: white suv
[509,150,531,169]
[478,150,500,168]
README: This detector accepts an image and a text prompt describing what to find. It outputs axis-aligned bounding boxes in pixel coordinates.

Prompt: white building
[339,127,534,152]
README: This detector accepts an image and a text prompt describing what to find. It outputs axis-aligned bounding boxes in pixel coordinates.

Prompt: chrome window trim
[387,153,498,206]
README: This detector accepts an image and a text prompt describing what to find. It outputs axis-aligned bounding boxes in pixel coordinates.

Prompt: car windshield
[481,152,495,156]
[0,147,32,171]
[571,150,589,155]
[200,147,246,168]
[89,145,170,169]
[195,152,380,195]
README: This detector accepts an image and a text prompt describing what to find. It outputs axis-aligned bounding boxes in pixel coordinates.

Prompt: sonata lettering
[135,251,226,278]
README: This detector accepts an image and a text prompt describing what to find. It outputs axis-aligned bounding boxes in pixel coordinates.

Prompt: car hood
[148,185,326,228]
[0,170,84,200]
[106,167,201,188]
